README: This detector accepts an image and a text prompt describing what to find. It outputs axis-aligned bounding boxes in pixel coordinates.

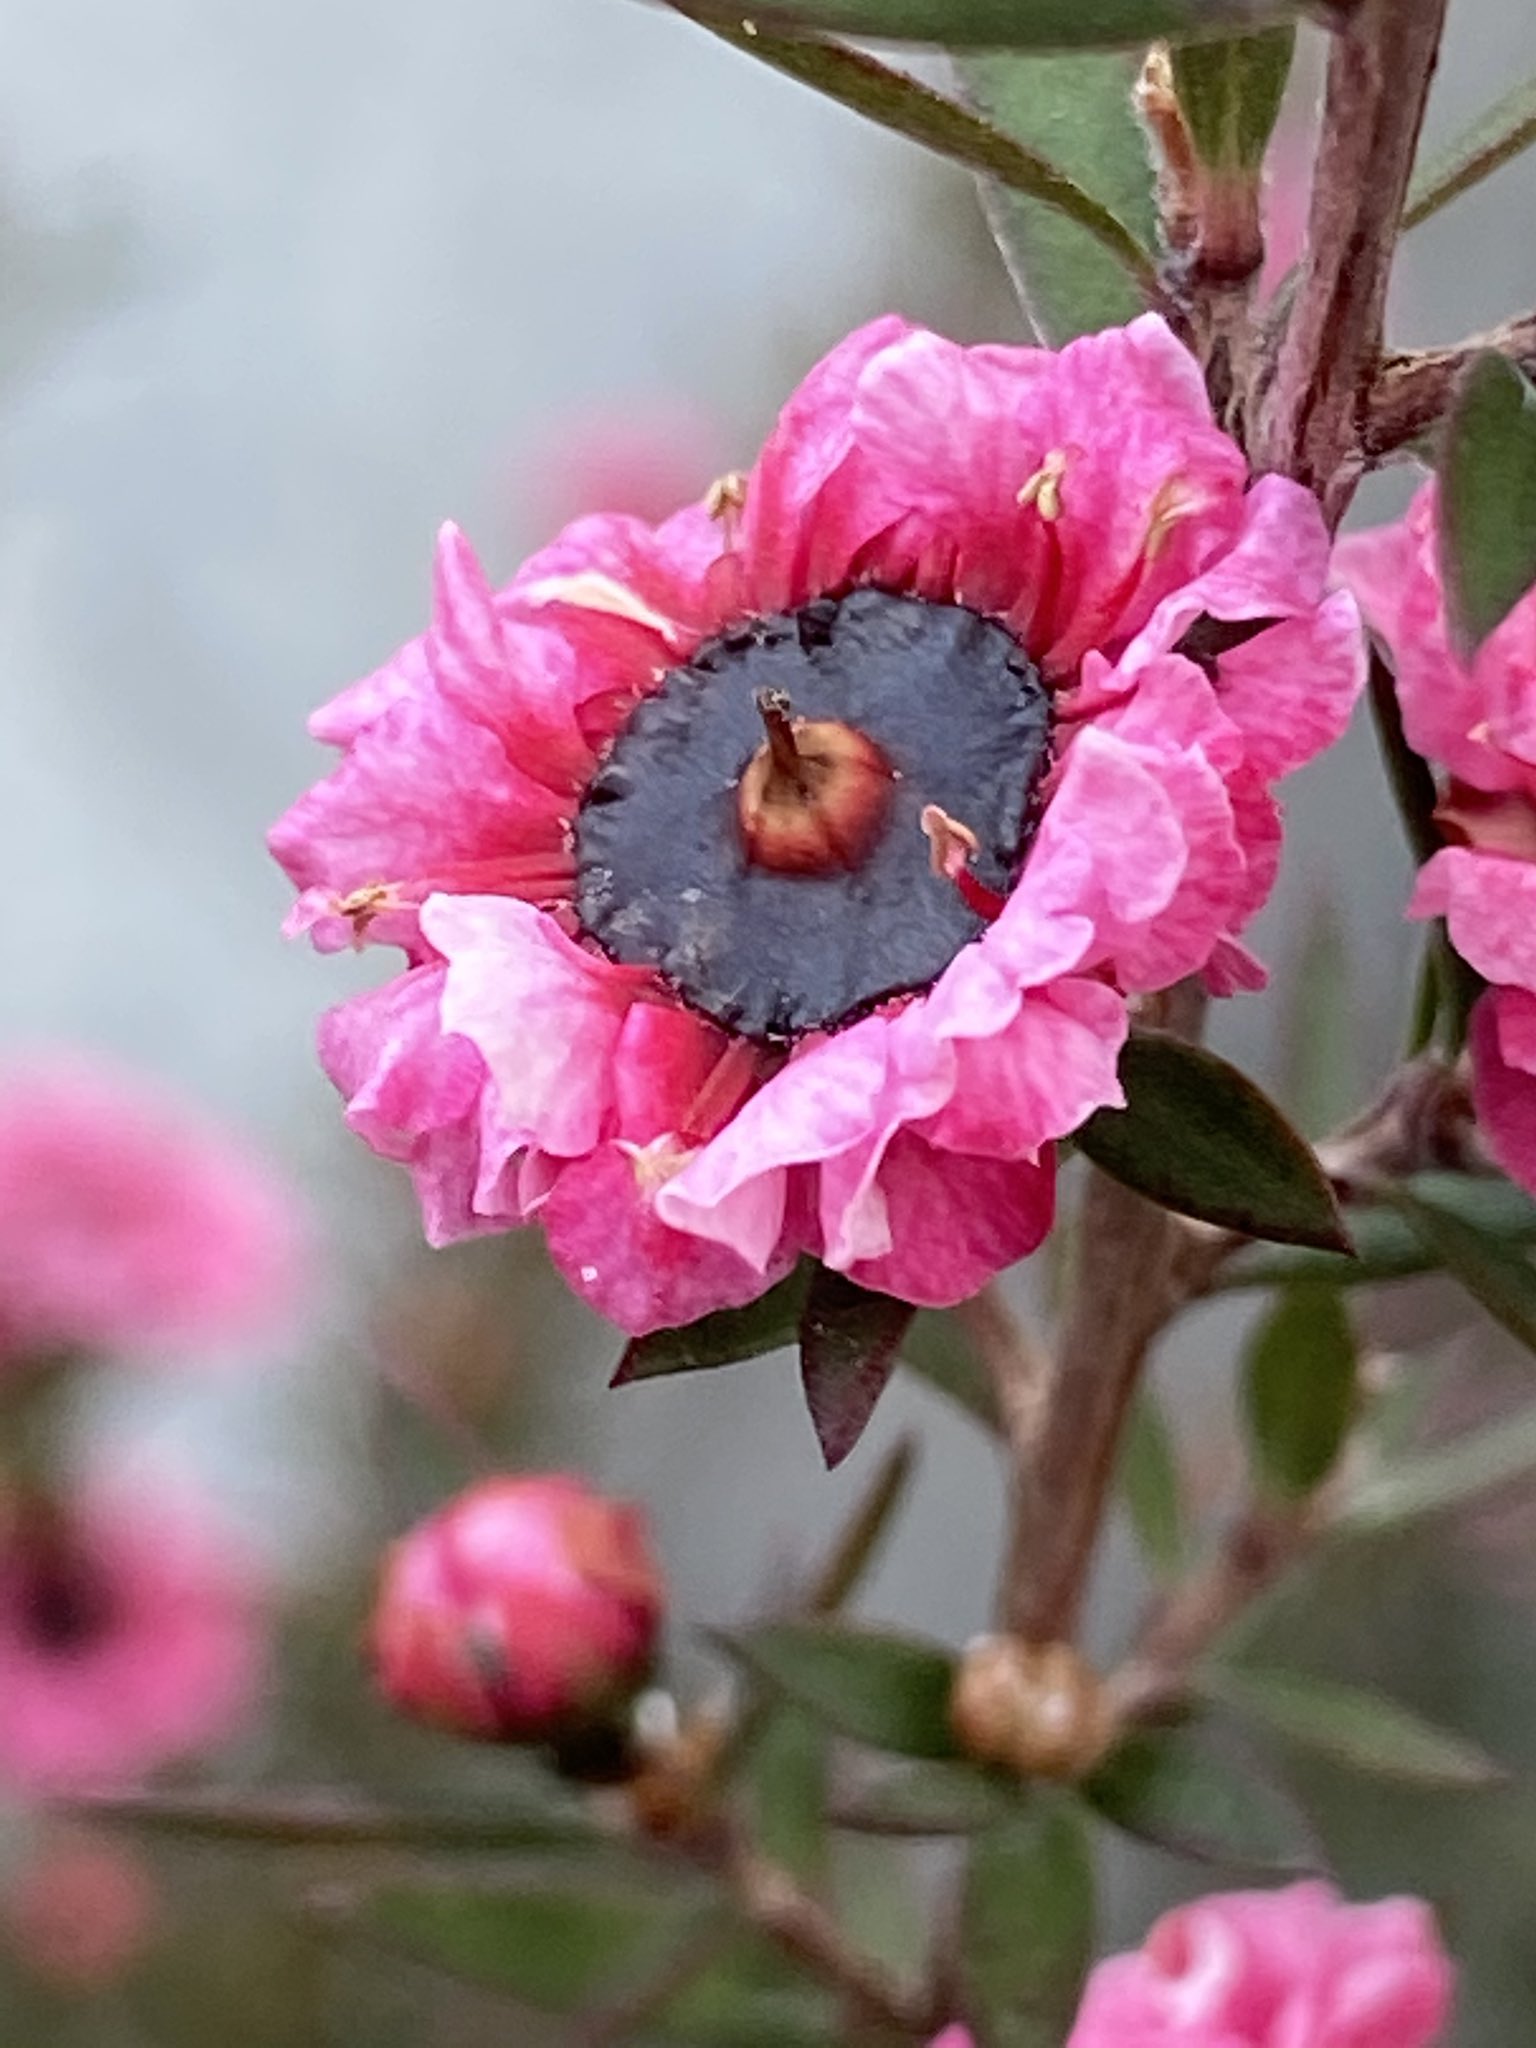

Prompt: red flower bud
[370,1474,664,1745]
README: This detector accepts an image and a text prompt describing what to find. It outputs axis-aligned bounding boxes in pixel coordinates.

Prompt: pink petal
[1410,847,1536,991]
[1471,987,1536,1197]
[1206,587,1366,782]
[838,1136,1056,1306]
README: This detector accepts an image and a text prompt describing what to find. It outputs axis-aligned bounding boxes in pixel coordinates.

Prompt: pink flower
[3,1826,157,1988]
[371,1473,664,1745]
[273,315,1363,1332]
[519,402,727,534]
[0,1051,304,1367]
[1337,483,1536,1192]
[0,1480,264,1792]
[1063,1882,1452,2048]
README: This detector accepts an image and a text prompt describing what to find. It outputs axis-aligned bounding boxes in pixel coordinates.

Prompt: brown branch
[1365,310,1536,465]
[954,1281,1050,1461]
[1003,983,1207,1645]
[1255,0,1448,519]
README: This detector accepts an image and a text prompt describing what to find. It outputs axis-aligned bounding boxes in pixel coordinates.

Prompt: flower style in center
[271,314,1365,1336]
[576,591,1050,1040]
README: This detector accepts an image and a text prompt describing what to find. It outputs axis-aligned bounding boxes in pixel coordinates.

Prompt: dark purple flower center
[574,588,1051,1042]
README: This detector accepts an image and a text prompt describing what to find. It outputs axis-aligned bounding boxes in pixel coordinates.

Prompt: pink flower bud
[371,1474,664,1745]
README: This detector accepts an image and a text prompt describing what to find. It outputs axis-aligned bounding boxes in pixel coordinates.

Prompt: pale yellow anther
[740,16,759,34]
[1018,449,1068,522]
[618,1134,691,1193]
[919,803,981,882]
[705,470,748,551]
[335,882,396,946]
[1143,476,1205,562]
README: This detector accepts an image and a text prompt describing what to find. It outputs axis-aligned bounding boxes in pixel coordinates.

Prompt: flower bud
[950,1635,1114,1782]
[371,1474,664,1747]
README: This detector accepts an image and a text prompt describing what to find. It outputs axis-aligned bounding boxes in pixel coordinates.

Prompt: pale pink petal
[839,1137,1056,1305]
[1205,588,1366,781]
[309,632,433,746]
[918,977,1128,1159]
[1410,847,1536,992]
[1471,988,1536,1197]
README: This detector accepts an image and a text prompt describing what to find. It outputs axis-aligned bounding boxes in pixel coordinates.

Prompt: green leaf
[833,1760,1023,1836]
[69,1787,593,1852]
[1075,1032,1349,1250]
[678,16,1160,307]
[1116,1389,1189,1581]
[1083,1723,1322,1873]
[657,1932,837,2047]
[714,1621,960,1760]
[1210,1667,1508,1788]
[1366,644,1441,869]
[960,1804,1095,2048]
[746,1709,828,1886]
[901,1308,1003,1430]
[1370,1176,1536,1353]
[1438,351,1536,658]
[957,51,1156,343]
[613,1265,810,1384]
[798,1269,913,1468]
[340,1883,697,2009]
[1405,72,1536,231]
[810,1435,919,1613]
[1171,27,1293,172]
[1212,1170,1536,1291]
[1344,1399,1536,1532]
[1241,1285,1357,1499]
[667,0,1326,52]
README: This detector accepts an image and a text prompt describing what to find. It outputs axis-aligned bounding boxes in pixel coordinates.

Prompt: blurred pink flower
[273,314,1362,1332]
[1337,485,1536,1193]
[4,1825,156,1988]
[372,1472,664,1745]
[1066,1882,1452,2047]
[0,1480,264,1792]
[520,402,727,534]
[0,1050,304,1367]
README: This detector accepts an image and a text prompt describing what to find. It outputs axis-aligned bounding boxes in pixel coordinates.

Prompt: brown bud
[950,1635,1115,1782]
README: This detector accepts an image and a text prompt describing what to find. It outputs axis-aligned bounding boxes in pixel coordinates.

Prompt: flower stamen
[920,804,1007,922]
[705,470,748,552]
[1018,449,1069,523]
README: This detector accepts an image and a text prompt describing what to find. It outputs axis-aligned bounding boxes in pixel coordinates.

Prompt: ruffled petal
[1471,987,1536,1198]
[838,1138,1056,1306]
[1411,847,1536,992]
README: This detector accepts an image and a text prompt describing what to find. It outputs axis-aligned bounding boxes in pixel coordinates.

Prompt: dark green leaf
[1370,1176,1536,1353]
[714,1621,960,1759]
[746,1709,828,1885]
[810,1435,919,1613]
[1083,1723,1322,1873]
[678,16,1161,306]
[1210,1667,1508,1788]
[833,1760,1023,1835]
[1405,73,1536,231]
[69,1787,593,1852]
[338,1883,697,2009]
[1242,1285,1357,1499]
[1344,1399,1536,1532]
[657,1932,836,2047]
[1438,351,1536,658]
[1171,27,1293,172]
[1213,1170,1536,1290]
[1117,1389,1189,1580]
[1075,1032,1349,1250]
[667,0,1328,53]
[957,51,1155,343]
[901,1307,1002,1430]
[613,1265,810,1385]
[1367,645,1441,868]
[798,1269,913,1468]
[960,1804,1095,2048]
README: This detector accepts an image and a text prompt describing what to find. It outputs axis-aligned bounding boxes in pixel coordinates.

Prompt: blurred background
[0,0,1534,2040]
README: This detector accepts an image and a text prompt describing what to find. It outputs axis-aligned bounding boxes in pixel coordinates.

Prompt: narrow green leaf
[798,1269,913,1469]
[69,1787,592,1852]
[900,1308,1002,1431]
[674,15,1162,307]
[1438,351,1536,658]
[833,1761,1023,1836]
[1366,645,1441,868]
[1171,27,1293,172]
[957,51,1155,343]
[810,1435,918,1613]
[1210,1667,1508,1788]
[746,1708,829,1886]
[961,1804,1095,2048]
[339,1884,697,2009]
[657,1932,837,2046]
[1242,1285,1357,1500]
[1277,891,1355,1137]
[1083,1723,1322,1873]
[613,1265,811,1384]
[1116,1389,1189,1581]
[714,1621,960,1760]
[666,0,1329,53]
[1405,73,1536,231]
[1075,1032,1350,1251]
[1213,1171,1536,1291]
[1371,1176,1536,1353]
[1344,1400,1536,1533]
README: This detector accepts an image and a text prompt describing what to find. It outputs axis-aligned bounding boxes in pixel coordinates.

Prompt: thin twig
[1255,0,1449,519]
[1365,310,1536,465]
[954,1283,1050,1464]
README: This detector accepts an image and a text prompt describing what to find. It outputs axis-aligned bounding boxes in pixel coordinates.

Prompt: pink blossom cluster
[273,314,1363,1331]
[1340,488,1536,1194]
